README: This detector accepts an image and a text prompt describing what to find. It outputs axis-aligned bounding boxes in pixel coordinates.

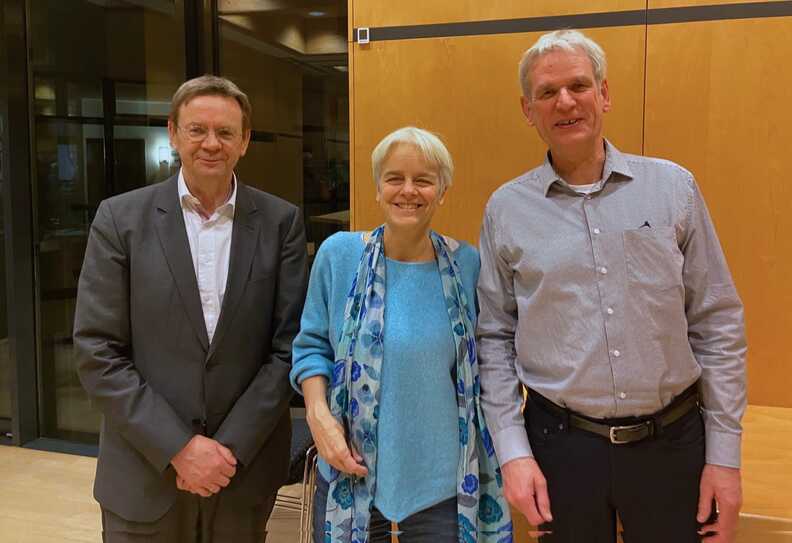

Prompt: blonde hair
[371,127,453,194]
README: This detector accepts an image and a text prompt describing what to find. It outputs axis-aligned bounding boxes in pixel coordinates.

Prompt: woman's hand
[307,404,368,476]
[302,376,368,477]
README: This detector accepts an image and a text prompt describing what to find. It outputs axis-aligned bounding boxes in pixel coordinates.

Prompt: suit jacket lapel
[207,182,259,359]
[154,177,210,351]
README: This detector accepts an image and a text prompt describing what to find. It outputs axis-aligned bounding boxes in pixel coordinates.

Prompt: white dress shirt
[178,170,236,343]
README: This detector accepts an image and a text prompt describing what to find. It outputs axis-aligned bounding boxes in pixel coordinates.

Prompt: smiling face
[521,48,611,160]
[168,94,251,186]
[376,143,445,234]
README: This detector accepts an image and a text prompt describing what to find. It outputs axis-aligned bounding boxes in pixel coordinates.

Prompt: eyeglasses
[177,124,241,144]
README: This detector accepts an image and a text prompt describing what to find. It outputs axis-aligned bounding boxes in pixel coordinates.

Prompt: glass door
[29,0,186,443]
[0,114,10,436]
[217,0,350,261]
[216,1,350,410]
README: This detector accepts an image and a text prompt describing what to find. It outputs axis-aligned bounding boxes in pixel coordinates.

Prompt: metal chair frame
[299,446,319,543]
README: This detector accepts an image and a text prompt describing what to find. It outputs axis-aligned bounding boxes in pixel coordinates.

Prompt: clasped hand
[171,435,237,497]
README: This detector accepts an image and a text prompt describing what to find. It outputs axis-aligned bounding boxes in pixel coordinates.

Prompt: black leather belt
[528,385,700,445]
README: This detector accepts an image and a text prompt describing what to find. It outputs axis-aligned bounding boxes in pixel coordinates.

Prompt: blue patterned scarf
[324,226,512,543]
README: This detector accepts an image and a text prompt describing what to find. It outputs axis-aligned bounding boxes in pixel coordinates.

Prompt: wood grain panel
[353,0,644,29]
[348,0,357,227]
[644,18,792,407]
[649,0,787,8]
[350,27,645,244]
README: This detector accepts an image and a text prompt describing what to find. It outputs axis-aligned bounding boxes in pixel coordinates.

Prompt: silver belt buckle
[609,423,646,444]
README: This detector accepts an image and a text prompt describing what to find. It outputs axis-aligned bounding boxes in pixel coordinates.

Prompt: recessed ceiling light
[308,10,325,17]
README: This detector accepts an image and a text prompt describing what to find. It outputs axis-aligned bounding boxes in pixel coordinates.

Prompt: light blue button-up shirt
[477,141,746,468]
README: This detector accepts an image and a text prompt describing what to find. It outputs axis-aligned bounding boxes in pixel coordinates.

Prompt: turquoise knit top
[290,231,480,522]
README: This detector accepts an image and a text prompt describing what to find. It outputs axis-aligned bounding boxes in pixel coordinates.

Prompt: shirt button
[599,266,608,274]
[613,349,621,357]
[619,392,627,400]
[593,228,601,234]
[606,307,614,315]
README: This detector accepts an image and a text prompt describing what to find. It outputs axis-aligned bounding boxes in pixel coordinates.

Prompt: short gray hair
[170,75,253,131]
[371,127,454,194]
[518,29,607,98]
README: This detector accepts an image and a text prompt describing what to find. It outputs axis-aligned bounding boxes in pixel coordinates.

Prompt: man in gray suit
[74,75,308,541]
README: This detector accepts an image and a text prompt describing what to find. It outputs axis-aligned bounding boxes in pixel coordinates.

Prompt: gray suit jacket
[74,175,308,522]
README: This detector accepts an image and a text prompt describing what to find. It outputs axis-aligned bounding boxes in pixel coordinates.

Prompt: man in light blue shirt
[477,29,746,543]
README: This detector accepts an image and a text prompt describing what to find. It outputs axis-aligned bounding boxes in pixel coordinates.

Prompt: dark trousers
[525,392,705,543]
[313,471,458,542]
[101,490,277,543]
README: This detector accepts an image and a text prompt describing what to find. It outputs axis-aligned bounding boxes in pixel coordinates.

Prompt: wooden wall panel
[351,27,646,244]
[644,18,792,407]
[353,0,642,28]
[649,0,786,7]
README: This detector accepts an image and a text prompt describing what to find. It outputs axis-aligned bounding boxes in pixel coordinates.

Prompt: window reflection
[218,0,350,260]
[0,118,9,419]
[24,0,350,441]
[30,0,184,442]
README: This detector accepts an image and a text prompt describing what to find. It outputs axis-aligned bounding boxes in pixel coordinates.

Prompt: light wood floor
[0,447,303,543]
[1,405,790,542]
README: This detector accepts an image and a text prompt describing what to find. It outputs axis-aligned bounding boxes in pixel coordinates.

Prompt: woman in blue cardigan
[290,127,511,543]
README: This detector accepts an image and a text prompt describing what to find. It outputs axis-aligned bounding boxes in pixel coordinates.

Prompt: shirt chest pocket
[623,226,683,290]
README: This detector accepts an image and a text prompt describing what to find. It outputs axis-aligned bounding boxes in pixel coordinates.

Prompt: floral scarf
[323,226,513,543]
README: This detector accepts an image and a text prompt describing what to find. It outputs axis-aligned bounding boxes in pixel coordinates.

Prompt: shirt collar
[177,169,237,219]
[538,139,635,197]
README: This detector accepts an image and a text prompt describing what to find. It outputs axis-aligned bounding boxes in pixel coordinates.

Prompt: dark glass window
[29,0,185,442]
[217,0,349,261]
[0,114,9,422]
[15,0,349,444]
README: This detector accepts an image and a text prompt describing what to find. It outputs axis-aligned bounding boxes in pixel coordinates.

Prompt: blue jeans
[312,472,457,543]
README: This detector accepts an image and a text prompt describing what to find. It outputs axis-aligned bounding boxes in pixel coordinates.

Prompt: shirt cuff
[492,424,534,467]
[290,368,331,395]
[705,427,742,468]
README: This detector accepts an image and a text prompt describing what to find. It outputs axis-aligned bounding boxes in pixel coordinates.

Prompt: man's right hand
[307,404,368,477]
[502,456,553,527]
[171,435,237,496]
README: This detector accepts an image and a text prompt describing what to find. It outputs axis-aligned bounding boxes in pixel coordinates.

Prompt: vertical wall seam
[642,0,649,156]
